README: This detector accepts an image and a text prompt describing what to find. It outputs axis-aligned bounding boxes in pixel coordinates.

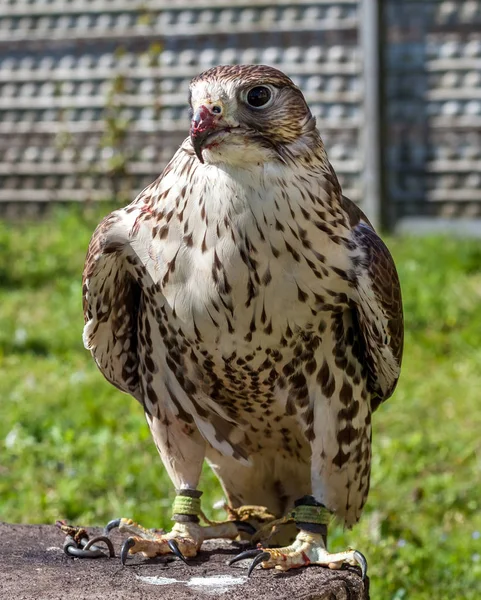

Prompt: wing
[82,203,252,463]
[82,208,155,400]
[341,195,404,410]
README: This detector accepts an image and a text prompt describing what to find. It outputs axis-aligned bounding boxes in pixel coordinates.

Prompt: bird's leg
[105,410,255,564]
[230,495,367,578]
[104,406,257,564]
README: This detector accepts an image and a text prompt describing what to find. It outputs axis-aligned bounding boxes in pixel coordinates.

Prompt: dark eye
[246,86,272,108]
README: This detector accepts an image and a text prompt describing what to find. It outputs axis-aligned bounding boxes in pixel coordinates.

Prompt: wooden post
[0,523,369,599]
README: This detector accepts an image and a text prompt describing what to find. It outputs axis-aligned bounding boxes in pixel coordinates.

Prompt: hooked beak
[190,105,222,164]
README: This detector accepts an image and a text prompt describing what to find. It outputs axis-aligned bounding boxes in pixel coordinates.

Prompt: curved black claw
[84,535,116,558]
[104,518,122,536]
[232,520,257,536]
[120,537,136,566]
[167,539,189,564]
[247,551,271,577]
[63,536,106,559]
[353,550,368,580]
[228,548,263,566]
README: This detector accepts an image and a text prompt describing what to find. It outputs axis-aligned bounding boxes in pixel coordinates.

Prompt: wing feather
[82,210,152,399]
[341,196,404,408]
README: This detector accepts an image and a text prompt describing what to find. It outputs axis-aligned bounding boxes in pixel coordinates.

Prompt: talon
[232,520,257,536]
[248,551,271,577]
[84,535,116,558]
[120,537,136,565]
[353,550,368,580]
[104,518,122,535]
[63,535,78,558]
[63,535,107,559]
[228,548,263,566]
[167,539,189,564]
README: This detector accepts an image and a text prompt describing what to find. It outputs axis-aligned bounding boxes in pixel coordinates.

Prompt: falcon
[83,64,403,577]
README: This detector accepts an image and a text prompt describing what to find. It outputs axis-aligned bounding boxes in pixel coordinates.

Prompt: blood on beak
[190,105,220,164]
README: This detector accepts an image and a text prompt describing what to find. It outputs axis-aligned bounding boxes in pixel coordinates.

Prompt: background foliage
[1,207,480,598]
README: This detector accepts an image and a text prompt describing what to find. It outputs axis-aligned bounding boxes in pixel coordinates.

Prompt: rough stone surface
[0,523,369,599]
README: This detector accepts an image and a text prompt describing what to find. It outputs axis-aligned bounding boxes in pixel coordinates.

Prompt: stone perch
[1,523,369,600]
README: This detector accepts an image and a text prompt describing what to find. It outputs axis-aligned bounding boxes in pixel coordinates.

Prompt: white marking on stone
[137,574,247,594]
[137,576,179,586]
[46,546,61,552]
[187,575,247,595]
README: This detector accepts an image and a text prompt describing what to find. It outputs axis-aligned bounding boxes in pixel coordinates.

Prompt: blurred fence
[383,0,481,230]
[0,0,480,230]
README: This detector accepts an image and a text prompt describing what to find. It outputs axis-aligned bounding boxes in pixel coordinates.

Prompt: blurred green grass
[1,206,480,598]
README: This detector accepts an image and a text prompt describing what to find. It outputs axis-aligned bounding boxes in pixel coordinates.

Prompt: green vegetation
[1,207,480,598]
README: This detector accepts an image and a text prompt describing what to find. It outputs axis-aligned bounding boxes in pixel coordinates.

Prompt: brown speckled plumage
[83,64,403,527]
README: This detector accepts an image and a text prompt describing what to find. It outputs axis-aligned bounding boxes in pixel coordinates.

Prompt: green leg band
[292,495,331,535]
[293,504,330,525]
[172,489,202,523]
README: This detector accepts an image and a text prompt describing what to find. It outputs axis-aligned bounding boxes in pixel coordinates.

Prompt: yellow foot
[105,518,201,564]
[105,517,253,565]
[224,504,277,524]
[224,504,295,545]
[229,530,367,579]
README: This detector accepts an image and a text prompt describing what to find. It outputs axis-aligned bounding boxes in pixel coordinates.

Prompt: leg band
[293,495,330,535]
[172,489,202,523]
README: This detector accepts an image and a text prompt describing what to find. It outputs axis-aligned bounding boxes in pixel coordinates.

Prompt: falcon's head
[188,64,320,166]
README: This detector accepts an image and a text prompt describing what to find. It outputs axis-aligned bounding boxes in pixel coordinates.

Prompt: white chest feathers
[132,155,354,346]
